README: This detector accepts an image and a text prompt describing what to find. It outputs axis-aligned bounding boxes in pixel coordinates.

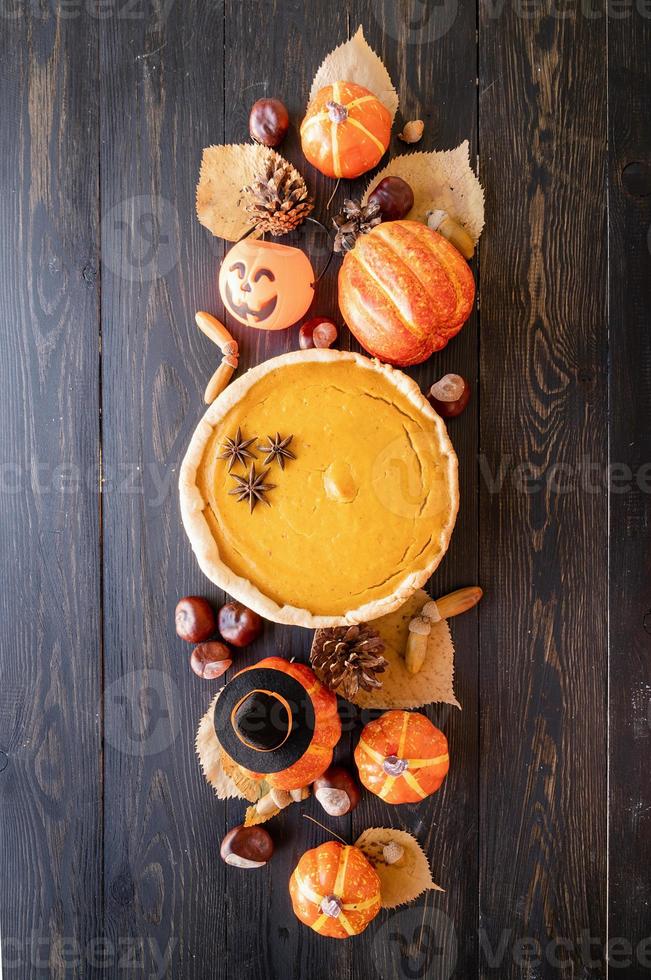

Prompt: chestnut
[190,641,232,680]
[299,317,338,350]
[175,596,216,643]
[427,374,471,418]
[218,601,263,648]
[249,98,289,148]
[367,176,415,222]
[220,824,274,869]
[313,766,361,817]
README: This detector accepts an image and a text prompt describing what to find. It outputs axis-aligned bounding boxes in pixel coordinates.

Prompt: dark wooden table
[1,2,650,978]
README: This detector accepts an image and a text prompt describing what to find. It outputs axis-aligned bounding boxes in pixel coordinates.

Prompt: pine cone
[310,624,388,699]
[332,198,382,254]
[242,157,314,237]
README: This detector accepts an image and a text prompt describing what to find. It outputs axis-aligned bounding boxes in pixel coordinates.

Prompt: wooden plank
[99,5,227,977]
[478,6,608,977]
[608,8,651,977]
[220,5,351,979]
[347,5,480,979]
[0,6,102,978]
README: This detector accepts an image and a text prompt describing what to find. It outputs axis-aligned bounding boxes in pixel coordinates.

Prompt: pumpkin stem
[326,100,348,124]
[303,813,348,845]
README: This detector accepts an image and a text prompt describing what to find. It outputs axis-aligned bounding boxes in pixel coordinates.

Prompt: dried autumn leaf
[355,828,443,909]
[308,25,399,122]
[345,590,460,711]
[363,141,485,243]
[244,801,281,827]
[220,750,264,804]
[196,144,308,242]
[195,694,244,801]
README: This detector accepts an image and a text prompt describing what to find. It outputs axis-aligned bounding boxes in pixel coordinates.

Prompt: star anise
[257,432,296,470]
[218,427,257,472]
[228,463,276,512]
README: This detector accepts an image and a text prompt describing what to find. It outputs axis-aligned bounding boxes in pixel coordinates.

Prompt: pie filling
[196,361,455,618]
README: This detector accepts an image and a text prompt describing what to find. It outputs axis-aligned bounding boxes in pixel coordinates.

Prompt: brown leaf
[195,694,245,801]
[342,590,460,710]
[243,799,281,827]
[363,142,485,243]
[355,828,443,909]
[308,26,399,121]
[196,144,308,242]
[220,750,264,804]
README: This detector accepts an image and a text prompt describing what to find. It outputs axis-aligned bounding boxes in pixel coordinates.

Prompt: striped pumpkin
[300,81,391,179]
[234,658,341,791]
[354,710,449,804]
[289,841,382,938]
[338,220,476,366]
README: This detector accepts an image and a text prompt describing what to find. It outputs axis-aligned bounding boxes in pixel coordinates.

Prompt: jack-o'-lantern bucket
[218,239,315,331]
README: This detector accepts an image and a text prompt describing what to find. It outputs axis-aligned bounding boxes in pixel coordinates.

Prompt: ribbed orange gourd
[289,841,382,938]
[301,81,391,179]
[354,710,449,804]
[231,658,341,791]
[338,220,476,366]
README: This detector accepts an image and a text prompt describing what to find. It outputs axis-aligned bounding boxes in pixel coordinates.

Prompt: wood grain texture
[99,4,227,976]
[347,5,480,980]
[608,8,651,977]
[3,1,647,978]
[0,6,102,978]
[221,6,352,980]
[478,5,608,978]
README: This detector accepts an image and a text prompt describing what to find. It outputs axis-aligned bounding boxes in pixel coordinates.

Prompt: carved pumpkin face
[218,239,315,331]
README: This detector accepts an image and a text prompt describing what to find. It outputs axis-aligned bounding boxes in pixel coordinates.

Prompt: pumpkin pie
[179,349,458,627]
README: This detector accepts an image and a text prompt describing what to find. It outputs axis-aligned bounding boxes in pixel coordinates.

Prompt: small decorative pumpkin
[354,709,449,804]
[218,239,315,331]
[214,657,341,791]
[338,220,476,366]
[289,841,382,938]
[300,81,391,180]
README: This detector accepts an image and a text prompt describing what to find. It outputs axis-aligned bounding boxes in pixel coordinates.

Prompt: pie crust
[179,349,458,628]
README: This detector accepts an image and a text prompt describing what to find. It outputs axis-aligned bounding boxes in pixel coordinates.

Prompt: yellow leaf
[243,801,281,827]
[308,26,399,121]
[355,828,443,909]
[195,694,245,800]
[196,144,306,242]
[313,590,460,710]
[219,750,264,804]
[363,141,485,243]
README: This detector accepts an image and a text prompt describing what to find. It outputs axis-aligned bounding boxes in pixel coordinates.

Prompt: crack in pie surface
[179,349,458,627]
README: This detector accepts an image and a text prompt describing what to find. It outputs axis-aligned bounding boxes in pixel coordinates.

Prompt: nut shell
[175,596,216,643]
[313,766,361,817]
[218,601,263,647]
[190,641,232,679]
[249,98,289,147]
[220,825,274,869]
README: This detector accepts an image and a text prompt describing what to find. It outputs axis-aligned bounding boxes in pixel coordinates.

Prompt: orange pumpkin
[224,658,341,791]
[218,239,315,331]
[301,81,391,180]
[354,710,449,804]
[289,841,382,938]
[338,220,476,366]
